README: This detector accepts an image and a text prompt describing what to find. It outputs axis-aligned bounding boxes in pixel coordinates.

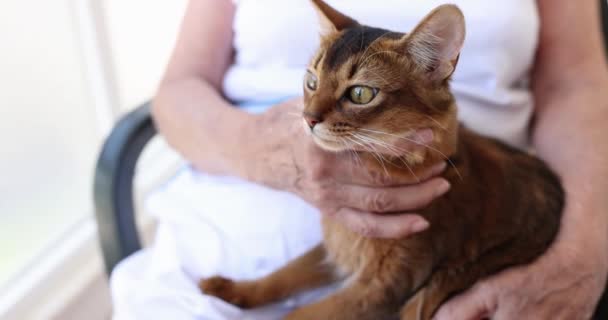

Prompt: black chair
[93,1,608,317]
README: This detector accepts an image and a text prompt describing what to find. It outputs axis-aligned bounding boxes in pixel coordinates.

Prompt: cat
[200,1,564,319]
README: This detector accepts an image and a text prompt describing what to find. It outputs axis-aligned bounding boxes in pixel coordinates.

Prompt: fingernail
[436,180,451,195]
[412,219,430,232]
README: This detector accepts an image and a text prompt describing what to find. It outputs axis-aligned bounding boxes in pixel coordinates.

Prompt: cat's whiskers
[344,135,369,157]
[366,138,421,182]
[359,128,463,180]
[348,134,381,170]
[351,133,413,178]
[353,132,416,157]
[348,134,390,176]
[342,136,366,170]
[350,149,364,168]
[352,132,421,182]
[362,135,421,182]
[336,135,363,167]
[397,157,421,183]
[423,115,448,132]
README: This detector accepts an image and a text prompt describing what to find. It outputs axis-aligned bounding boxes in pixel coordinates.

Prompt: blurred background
[0,1,187,319]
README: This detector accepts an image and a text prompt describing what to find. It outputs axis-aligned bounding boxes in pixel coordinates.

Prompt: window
[0,1,187,317]
[0,0,100,288]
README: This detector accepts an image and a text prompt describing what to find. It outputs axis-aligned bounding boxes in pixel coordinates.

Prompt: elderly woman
[111,0,608,319]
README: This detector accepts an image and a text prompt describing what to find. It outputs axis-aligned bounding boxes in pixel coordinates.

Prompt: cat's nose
[303,113,323,129]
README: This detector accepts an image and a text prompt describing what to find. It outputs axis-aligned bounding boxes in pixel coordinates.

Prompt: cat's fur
[200,1,564,319]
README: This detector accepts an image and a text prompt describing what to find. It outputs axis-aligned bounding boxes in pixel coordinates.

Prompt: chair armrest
[93,102,157,275]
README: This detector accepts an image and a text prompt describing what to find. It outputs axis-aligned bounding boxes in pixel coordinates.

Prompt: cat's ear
[401,5,465,82]
[311,0,358,37]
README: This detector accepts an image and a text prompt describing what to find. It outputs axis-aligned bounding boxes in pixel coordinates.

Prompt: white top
[224,0,540,147]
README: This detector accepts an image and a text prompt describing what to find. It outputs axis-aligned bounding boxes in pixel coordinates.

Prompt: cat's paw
[199,276,253,308]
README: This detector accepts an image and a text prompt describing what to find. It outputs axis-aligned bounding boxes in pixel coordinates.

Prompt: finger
[333,207,430,238]
[335,177,450,213]
[338,160,448,186]
[433,284,494,320]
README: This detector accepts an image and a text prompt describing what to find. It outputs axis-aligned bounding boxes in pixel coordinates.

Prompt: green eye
[348,86,378,105]
[304,72,318,91]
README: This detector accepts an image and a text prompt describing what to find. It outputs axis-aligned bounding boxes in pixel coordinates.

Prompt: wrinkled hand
[293,142,449,239]
[434,203,608,320]
[258,98,450,238]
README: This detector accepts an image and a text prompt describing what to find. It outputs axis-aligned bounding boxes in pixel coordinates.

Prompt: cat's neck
[359,110,460,180]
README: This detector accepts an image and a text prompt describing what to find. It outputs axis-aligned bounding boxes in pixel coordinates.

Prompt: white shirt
[225,0,540,147]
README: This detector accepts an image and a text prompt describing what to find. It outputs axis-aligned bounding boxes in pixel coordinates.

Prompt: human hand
[253,98,450,238]
[434,202,608,320]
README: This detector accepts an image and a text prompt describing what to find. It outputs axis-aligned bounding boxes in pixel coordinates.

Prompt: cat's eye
[348,86,378,105]
[304,72,318,91]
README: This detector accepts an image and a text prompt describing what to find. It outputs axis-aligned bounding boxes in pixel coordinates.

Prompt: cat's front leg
[285,241,436,320]
[283,281,400,320]
[200,245,336,309]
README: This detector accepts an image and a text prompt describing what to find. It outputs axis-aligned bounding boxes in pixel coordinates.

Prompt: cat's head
[303,0,465,164]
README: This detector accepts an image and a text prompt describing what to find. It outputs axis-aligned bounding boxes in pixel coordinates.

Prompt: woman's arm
[532,0,608,251]
[153,0,254,176]
[436,1,608,318]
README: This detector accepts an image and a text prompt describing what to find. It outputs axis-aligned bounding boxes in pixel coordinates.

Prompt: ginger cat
[200,1,564,319]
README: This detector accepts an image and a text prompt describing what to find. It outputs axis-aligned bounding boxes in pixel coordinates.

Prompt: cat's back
[458,126,564,219]
[446,126,564,259]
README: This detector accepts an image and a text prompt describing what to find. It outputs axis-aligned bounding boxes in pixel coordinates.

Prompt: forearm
[151,0,272,179]
[532,80,608,252]
[531,0,608,257]
[153,76,256,177]
[153,76,301,190]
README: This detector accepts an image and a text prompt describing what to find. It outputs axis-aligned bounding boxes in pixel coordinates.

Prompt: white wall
[0,0,187,318]
[102,0,188,111]
[0,0,98,288]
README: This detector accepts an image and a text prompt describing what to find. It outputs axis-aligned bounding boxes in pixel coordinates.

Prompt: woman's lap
[110,166,336,319]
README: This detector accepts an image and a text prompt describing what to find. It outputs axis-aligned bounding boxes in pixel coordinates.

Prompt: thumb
[433,283,495,320]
